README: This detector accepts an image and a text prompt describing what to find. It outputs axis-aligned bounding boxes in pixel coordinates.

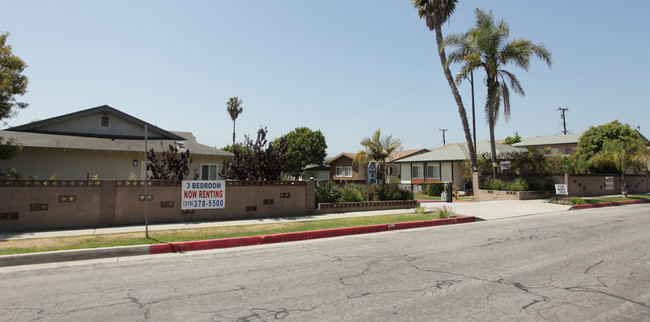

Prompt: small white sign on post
[605,176,615,190]
[555,184,568,196]
[182,180,226,210]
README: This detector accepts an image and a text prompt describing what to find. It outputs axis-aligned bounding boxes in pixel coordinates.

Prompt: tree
[504,132,521,145]
[591,138,649,197]
[0,33,28,162]
[356,129,402,183]
[0,137,21,160]
[146,141,198,181]
[412,0,477,171]
[577,120,645,173]
[0,33,28,124]
[221,127,287,180]
[445,9,552,178]
[226,97,243,146]
[277,127,327,179]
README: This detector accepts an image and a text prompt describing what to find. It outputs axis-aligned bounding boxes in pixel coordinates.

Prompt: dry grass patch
[0,212,436,255]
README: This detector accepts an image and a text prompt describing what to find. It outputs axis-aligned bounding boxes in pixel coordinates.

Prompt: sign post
[182,180,226,210]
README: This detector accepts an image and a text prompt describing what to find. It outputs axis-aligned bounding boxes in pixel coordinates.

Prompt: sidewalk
[1,198,644,267]
[1,199,570,241]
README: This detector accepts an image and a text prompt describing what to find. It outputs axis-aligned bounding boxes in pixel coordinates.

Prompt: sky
[2,1,649,157]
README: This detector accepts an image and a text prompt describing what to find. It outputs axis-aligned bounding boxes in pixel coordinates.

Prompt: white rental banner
[182,180,226,210]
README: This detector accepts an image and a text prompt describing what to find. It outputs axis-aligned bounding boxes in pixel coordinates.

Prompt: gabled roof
[512,133,582,147]
[8,105,184,140]
[325,152,357,164]
[2,105,232,157]
[0,129,232,156]
[386,148,429,163]
[394,141,526,163]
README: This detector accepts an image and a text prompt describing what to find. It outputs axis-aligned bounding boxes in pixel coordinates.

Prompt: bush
[528,181,544,191]
[376,184,414,201]
[569,196,586,205]
[315,181,341,204]
[424,182,445,196]
[481,177,529,191]
[340,184,366,202]
[504,178,529,191]
[432,205,455,219]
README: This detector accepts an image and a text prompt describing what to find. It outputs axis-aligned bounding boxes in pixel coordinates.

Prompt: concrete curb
[0,245,150,268]
[149,216,477,254]
[570,199,650,210]
[0,217,476,267]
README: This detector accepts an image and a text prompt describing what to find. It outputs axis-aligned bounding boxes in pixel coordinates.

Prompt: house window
[177,142,185,150]
[427,165,440,179]
[336,166,344,177]
[412,165,422,178]
[201,164,218,180]
[101,116,109,127]
[344,166,352,177]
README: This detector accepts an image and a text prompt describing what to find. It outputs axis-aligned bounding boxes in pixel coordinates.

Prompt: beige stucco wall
[1,148,228,180]
[38,112,167,138]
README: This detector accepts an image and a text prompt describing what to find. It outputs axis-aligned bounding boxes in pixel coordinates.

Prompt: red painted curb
[149,216,476,254]
[570,199,650,210]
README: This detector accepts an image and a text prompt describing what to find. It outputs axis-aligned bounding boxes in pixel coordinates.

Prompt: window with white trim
[412,165,422,178]
[344,166,352,177]
[201,164,218,180]
[336,166,344,177]
[427,164,440,179]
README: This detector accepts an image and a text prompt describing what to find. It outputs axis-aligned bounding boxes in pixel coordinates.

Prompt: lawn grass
[414,193,474,202]
[0,212,437,256]
[583,194,650,204]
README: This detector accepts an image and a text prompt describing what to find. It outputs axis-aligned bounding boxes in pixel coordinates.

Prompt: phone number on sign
[183,199,224,208]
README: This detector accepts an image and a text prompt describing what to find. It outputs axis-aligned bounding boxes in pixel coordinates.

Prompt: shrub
[569,196,586,205]
[424,182,445,196]
[340,184,366,202]
[376,184,414,201]
[528,181,544,191]
[504,178,529,191]
[315,181,341,204]
[432,205,455,219]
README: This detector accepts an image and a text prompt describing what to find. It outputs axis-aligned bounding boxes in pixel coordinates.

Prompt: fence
[475,174,649,201]
[0,179,315,232]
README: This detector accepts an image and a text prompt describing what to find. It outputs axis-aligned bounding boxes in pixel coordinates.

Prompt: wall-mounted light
[133,159,138,167]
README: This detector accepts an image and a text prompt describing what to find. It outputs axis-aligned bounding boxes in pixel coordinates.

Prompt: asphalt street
[1,204,648,320]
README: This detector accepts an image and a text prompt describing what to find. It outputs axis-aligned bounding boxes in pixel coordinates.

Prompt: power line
[320,73,442,129]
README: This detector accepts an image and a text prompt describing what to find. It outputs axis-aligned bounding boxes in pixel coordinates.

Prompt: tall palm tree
[445,9,552,177]
[412,0,477,170]
[226,97,243,146]
[356,129,402,183]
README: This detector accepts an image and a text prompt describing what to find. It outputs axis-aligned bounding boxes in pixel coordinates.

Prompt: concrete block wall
[0,180,315,232]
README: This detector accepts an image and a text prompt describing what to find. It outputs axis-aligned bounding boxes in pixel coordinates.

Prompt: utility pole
[557,107,569,135]
[439,128,447,146]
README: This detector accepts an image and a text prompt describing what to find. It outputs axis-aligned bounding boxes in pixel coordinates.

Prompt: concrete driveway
[421,199,572,220]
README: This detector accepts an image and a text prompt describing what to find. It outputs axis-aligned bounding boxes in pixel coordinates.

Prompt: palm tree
[226,97,243,146]
[445,9,552,177]
[356,129,402,183]
[412,0,477,171]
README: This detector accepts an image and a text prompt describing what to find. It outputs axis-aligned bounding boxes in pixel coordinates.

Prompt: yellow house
[0,105,232,180]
